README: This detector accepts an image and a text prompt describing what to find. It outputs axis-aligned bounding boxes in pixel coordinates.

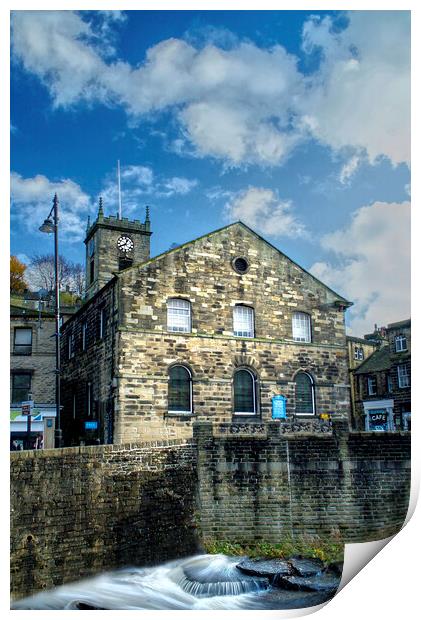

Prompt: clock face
[117,235,134,253]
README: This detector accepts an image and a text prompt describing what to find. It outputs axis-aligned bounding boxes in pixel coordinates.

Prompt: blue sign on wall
[85,420,98,430]
[272,395,287,419]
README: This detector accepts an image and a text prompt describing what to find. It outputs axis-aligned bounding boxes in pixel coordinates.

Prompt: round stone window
[233,257,249,274]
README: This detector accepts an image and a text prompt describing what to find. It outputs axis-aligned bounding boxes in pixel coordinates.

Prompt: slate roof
[387,318,411,330]
[354,346,392,375]
[10,304,54,318]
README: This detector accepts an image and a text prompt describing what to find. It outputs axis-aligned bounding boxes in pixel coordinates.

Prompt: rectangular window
[82,321,87,351]
[397,364,410,388]
[387,374,393,392]
[292,312,311,342]
[13,327,32,355]
[395,335,407,352]
[99,309,105,339]
[90,258,95,284]
[87,382,92,416]
[167,299,191,333]
[354,346,364,361]
[368,376,377,395]
[68,333,75,359]
[233,305,254,338]
[12,373,31,404]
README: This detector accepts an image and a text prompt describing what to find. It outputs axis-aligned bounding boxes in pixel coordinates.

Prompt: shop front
[363,399,395,431]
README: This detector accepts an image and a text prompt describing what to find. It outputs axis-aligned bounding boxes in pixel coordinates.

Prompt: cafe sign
[368,409,389,431]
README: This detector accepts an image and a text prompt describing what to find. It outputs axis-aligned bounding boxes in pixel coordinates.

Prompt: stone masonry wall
[10,440,198,601]
[60,281,117,445]
[195,422,411,544]
[11,425,410,601]
[114,223,350,443]
[11,316,56,405]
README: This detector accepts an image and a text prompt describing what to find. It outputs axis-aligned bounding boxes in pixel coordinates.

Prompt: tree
[26,254,72,294]
[67,261,85,298]
[10,255,28,294]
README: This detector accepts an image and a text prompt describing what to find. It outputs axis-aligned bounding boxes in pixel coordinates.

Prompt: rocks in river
[65,600,108,609]
[289,557,325,577]
[237,556,341,594]
[325,561,344,577]
[236,558,292,579]
[275,572,340,593]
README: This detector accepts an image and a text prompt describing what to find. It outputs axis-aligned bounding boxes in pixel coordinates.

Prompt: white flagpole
[117,160,122,219]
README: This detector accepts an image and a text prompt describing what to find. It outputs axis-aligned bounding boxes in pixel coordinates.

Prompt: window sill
[167,411,194,417]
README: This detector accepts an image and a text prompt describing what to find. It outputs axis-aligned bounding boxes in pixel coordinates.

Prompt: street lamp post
[39,194,62,448]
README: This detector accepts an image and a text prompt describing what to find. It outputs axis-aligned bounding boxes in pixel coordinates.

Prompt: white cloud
[11,172,92,242]
[160,177,198,197]
[300,12,410,166]
[224,187,307,239]
[98,164,198,214]
[11,11,410,168]
[310,201,410,335]
[338,154,362,185]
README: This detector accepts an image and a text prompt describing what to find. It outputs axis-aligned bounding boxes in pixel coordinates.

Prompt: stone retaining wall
[195,421,411,544]
[10,424,411,601]
[10,440,198,601]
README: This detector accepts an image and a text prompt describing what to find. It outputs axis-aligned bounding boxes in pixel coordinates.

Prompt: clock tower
[84,198,152,299]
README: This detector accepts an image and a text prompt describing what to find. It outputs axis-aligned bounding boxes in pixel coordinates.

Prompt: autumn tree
[10,255,28,294]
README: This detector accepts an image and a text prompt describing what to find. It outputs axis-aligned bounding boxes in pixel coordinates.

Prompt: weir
[10,422,411,601]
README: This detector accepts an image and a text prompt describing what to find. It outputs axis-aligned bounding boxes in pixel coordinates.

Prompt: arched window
[234,368,258,415]
[167,298,191,333]
[292,312,312,342]
[295,372,315,415]
[168,365,192,413]
[233,305,255,338]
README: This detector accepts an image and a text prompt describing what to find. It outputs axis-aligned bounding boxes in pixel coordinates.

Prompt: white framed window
[168,365,192,413]
[292,312,311,342]
[99,309,105,339]
[295,372,316,415]
[368,376,377,395]
[234,368,257,415]
[354,346,364,361]
[233,305,254,338]
[167,298,191,333]
[397,364,410,388]
[395,335,407,352]
[13,327,32,355]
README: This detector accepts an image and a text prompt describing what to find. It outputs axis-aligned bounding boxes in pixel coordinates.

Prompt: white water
[12,554,336,610]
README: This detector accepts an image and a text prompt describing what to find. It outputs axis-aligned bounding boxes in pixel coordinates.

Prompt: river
[12,553,340,610]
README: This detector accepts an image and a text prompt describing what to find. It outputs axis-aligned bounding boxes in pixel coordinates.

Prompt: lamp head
[39,217,55,234]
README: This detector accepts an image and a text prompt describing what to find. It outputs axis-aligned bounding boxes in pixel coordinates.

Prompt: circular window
[233,257,249,274]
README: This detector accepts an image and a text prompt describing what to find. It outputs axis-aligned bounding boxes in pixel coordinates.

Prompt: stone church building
[60,203,352,446]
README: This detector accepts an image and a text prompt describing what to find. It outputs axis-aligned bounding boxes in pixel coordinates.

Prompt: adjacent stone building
[352,319,411,431]
[60,204,353,446]
[10,299,78,449]
[346,335,380,429]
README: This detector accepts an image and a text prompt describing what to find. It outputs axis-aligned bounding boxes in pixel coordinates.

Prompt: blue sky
[10,9,410,334]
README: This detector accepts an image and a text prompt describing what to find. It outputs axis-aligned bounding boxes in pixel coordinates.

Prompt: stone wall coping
[10,439,195,460]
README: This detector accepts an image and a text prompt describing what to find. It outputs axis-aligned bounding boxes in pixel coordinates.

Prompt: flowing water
[12,554,338,610]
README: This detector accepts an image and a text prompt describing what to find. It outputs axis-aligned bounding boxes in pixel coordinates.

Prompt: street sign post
[22,400,34,449]
[21,401,34,416]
